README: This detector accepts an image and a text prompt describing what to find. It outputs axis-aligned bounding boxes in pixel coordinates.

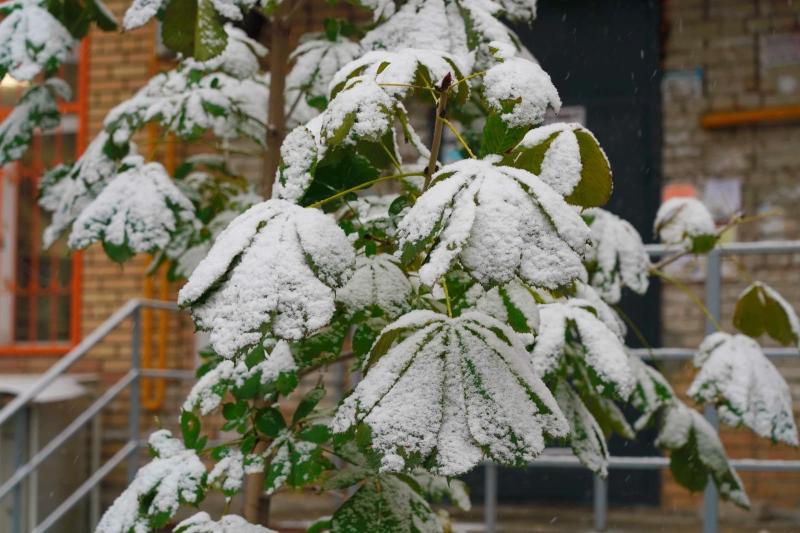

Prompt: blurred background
[1,0,800,531]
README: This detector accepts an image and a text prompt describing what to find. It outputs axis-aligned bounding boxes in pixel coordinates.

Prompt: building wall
[660,0,800,516]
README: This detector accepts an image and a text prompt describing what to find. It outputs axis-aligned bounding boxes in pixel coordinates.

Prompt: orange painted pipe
[701,106,800,129]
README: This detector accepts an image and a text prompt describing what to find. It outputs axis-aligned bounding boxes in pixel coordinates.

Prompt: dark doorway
[462,0,664,507]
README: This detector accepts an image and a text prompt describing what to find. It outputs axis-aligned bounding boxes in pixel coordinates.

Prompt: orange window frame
[0,40,89,357]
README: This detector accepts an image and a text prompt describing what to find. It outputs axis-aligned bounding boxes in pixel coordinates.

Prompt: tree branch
[422,73,452,191]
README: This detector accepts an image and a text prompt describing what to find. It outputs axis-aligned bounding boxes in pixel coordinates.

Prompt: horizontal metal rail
[0,299,178,428]
[32,440,138,533]
[530,453,800,472]
[645,239,800,256]
[631,346,798,360]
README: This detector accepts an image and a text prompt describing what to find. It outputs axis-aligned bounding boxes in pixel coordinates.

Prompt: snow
[532,301,634,399]
[0,78,70,165]
[414,470,472,511]
[396,157,590,288]
[122,0,165,29]
[174,512,276,533]
[273,124,318,202]
[0,0,75,81]
[68,159,198,256]
[39,131,126,248]
[573,282,627,339]
[555,381,609,476]
[337,254,413,318]
[96,430,206,533]
[483,56,561,128]
[287,33,361,106]
[242,340,297,386]
[494,0,538,21]
[353,0,396,21]
[654,197,716,249]
[329,48,467,102]
[656,402,750,508]
[209,0,258,21]
[583,208,650,304]
[689,332,798,446]
[183,360,235,415]
[331,310,568,475]
[104,65,268,146]
[466,279,540,334]
[321,76,396,146]
[628,354,674,431]
[178,200,355,357]
[208,449,264,497]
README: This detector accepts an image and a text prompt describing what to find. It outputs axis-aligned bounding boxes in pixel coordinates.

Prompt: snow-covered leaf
[351,0,396,21]
[331,310,568,475]
[208,449,264,497]
[0,0,75,81]
[274,122,319,202]
[503,123,612,208]
[39,131,130,248]
[68,159,198,262]
[582,208,649,304]
[331,475,442,533]
[0,79,70,165]
[628,354,673,431]
[104,64,268,146]
[337,254,413,319]
[286,32,361,110]
[654,197,717,253]
[733,281,800,347]
[161,0,228,61]
[688,332,798,446]
[466,279,540,334]
[178,199,355,357]
[329,48,469,105]
[555,381,609,476]
[414,470,471,511]
[493,0,538,21]
[397,157,590,288]
[96,430,207,532]
[184,24,267,79]
[264,428,333,494]
[572,282,626,339]
[656,402,750,508]
[174,511,276,533]
[483,56,560,129]
[123,0,166,29]
[531,300,634,399]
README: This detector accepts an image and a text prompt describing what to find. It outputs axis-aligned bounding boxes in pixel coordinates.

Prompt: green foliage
[733,282,800,347]
[162,0,227,60]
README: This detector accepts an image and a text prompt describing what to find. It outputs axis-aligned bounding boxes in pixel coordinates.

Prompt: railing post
[484,463,497,533]
[12,409,28,533]
[703,249,722,533]
[593,474,608,531]
[127,307,142,483]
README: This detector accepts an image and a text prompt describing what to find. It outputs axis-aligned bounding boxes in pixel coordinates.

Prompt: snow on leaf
[572,282,626,339]
[0,0,75,81]
[329,48,468,105]
[397,157,590,288]
[466,279,540,334]
[208,0,258,21]
[483,56,560,129]
[0,78,70,165]
[263,428,333,494]
[274,123,319,202]
[531,300,634,399]
[732,281,800,347]
[654,197,717,253]
[39,131,129,248]
[178,199,355,357]
[352,0,396,21]
[337,254,413,319]
[331,310,568,475]
[174,511,276,533]
[184,24,267,79]
[493,0,538,21]
[656,402,750,508]
[95,430,207,532]
[554,380,609,476]
[68,159,198,262]
[104,64,268,146]
[122,0,166,29]
[331,475,443,533]
[208,449,264,497]
[286,32,361,107]
[321,76,399,147]
[503,123,612,208]
[183,360,235,415]
[688,332,798,446]
[414,470,471,511]
[582,208,650,304]
[628,354,674,431]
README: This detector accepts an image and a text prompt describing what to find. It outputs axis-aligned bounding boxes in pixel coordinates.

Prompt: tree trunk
[261,2,291,199]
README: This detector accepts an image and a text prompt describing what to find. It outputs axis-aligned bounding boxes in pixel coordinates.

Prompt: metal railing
[483,240,800,533]
[0,299,191,533]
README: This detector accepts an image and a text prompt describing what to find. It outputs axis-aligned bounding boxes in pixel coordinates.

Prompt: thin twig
[423,73,452,191]
[442,117,475,159]
[308,172,423,208]
[650,267,723,331]
[441,277,453,318]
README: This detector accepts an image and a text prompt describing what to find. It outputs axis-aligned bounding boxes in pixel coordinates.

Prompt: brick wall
[660,0,800,516]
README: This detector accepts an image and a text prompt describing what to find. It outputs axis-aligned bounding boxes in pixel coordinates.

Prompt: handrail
[0,299,179,428]
[644,239,800,256]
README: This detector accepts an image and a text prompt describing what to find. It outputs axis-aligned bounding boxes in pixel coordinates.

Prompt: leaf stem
[308,172,423,208]
[441,277,453,318]
[650,267,723,331]
[423,74,452,191]
[453,70,487,86]
[442,117,475,159]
